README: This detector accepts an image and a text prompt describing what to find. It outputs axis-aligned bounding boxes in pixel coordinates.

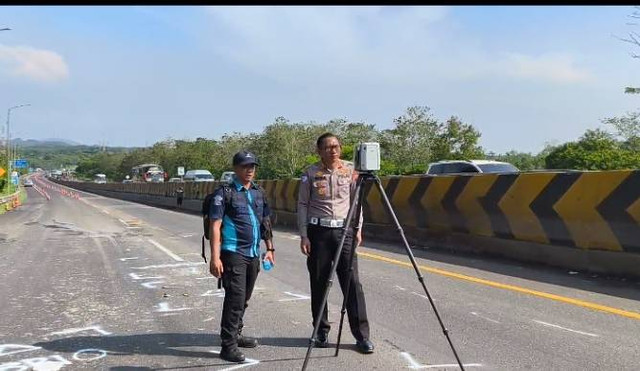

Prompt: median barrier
[52,170,640,278]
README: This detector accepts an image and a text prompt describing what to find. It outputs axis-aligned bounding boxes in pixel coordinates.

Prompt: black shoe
[220,347,245,363]
[237,335,258,348]
[313,332,329,348]
[356,339,374,354]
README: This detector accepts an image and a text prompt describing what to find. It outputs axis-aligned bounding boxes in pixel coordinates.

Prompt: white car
[23,179,34,187]
[184,169,215,182]
[220,171,235,183]
[426,160,519,175]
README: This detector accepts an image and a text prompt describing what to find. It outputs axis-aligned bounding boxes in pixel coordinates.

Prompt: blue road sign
[13,159,28,169]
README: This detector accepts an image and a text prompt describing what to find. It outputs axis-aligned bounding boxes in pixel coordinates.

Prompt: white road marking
[49,326,112,336]
[132,262,204,270]
[129,273,164,280]
[72,349,107,361]
[119,257,139,261]
[411,292,429,300]
[201,290,225,298]
[156,302,191,313]
[395,285,407,291]
[400,352,482,369]
[533,320,599,337]
[203,317,216,322]
[141,281,164,289]
[101,209,111,215]
[278,292,311,302]
[209,350,259,370]
[148,239,184,262]
[0,344,42,357]
[470,312,500,324]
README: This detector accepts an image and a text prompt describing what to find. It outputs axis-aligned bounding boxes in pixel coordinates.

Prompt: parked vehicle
[131,164,166,183]
[184,169,215,182]
[426,160,519,175]
[94,174,107,184]
[168,177,183,183]
[220,171,235,183]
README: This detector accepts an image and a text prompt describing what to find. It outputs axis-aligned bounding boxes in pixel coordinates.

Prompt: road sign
[0,168,4,177]
[13,159,28,169]
[11,175,18,185]
[177,166,185,176]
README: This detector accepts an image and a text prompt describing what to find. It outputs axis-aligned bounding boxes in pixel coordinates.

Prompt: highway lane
[1,176,639,370]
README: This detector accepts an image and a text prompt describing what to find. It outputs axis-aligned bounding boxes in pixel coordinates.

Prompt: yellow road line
[357,251,640,321]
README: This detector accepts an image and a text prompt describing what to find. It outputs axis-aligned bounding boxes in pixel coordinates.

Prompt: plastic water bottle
[262,253,273,271]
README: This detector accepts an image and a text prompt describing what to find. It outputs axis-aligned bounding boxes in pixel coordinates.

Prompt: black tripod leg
[373,176,466,371]
[301,177,365,371]
[334,176,367,357]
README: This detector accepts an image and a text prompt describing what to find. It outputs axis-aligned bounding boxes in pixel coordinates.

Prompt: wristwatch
[266,248,275,252]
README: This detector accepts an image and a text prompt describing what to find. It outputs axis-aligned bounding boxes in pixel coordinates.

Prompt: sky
[0,6,638,153]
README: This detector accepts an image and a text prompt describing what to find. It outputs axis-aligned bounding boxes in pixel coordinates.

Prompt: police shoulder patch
[214,195,223,205]
[301,175,308,183]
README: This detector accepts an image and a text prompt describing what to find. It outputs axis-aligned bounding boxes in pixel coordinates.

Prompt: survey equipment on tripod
[301,143,465,371]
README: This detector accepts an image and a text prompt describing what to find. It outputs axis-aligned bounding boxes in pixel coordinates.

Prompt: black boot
[220,347,245,363]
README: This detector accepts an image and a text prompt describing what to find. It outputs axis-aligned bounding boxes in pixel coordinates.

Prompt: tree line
[66,105,640,181]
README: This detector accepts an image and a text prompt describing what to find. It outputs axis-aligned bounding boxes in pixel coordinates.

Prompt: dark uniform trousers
[220,250,260,350]
[306,224,370,342]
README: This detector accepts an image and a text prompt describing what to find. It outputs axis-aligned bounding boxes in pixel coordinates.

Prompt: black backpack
[200,183,271,263]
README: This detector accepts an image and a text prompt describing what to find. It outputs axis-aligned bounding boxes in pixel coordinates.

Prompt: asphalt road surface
[1,176,639,371]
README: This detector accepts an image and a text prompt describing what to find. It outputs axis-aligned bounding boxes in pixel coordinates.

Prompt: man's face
[234,164,256,183]
[317,136,341,163]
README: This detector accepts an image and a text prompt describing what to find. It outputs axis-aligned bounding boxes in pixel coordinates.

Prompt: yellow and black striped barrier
[55,170,640,254]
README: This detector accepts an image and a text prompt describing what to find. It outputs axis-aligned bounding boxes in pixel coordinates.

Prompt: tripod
[301,172,465,371]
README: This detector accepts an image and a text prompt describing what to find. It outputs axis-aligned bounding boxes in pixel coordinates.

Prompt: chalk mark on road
[533,320,599,337]
[148,239,184,262]
[278,292,310,302]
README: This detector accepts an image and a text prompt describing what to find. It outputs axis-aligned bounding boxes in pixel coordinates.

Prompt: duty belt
[309,217,345,228]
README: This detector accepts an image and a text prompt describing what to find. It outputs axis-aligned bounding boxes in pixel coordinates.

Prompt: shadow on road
[34,333,337,370]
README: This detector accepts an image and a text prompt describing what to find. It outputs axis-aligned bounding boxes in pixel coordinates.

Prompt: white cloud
[202,7,594,87]
[500,52,592,83]
[0,44,69,82]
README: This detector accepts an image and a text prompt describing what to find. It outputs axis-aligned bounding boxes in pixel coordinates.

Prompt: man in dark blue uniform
[209,150,275,363]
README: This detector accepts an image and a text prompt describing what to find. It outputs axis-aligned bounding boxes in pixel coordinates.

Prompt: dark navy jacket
[209,180,271,258]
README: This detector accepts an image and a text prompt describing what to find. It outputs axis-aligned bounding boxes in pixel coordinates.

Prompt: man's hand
[300,237,311,256]
[264,250,275,265]
[210,258,224,278]
[355,229,363,248]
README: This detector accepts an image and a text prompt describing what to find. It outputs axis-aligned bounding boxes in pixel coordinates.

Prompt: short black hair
[317,132,340,148]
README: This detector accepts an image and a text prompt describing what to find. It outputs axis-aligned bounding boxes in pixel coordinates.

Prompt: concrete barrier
[53,170,640,278]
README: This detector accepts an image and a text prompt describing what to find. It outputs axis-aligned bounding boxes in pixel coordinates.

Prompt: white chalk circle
[73,348,107,361]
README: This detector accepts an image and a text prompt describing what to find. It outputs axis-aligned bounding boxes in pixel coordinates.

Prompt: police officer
[297,133,374,354]
[209,150,275,363]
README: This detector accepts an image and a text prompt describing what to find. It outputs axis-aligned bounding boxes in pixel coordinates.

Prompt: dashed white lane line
[532,320,599,337]
[400,352,482,369]
[470,311,500,324]
[132,262,204,270]
[120,257,139,261]
[148,238,185,262]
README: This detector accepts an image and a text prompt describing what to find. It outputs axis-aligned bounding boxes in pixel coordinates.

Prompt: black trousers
[306,225,370,342]
[220,250,260,350]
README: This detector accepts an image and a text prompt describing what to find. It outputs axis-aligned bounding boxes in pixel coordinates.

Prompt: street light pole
[6,104,30,193]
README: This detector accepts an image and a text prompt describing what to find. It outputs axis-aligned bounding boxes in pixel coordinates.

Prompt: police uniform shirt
[297,160,363,238]
[209,180,271,258]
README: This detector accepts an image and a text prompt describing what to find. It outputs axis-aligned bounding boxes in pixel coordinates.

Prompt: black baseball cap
[233,150,259,167]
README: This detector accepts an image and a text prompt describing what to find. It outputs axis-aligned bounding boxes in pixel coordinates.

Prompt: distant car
[184,169,215,182]
[426,160,519,175]
[122,179,134,184]
[23,179,34,187]
[220,171,235,183]
[168,177,183,183]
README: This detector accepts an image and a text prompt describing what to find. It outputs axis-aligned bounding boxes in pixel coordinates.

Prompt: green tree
[381,106,439,175]
[603,110,640,151]
[431,116,484,162]
[545,129,640,170]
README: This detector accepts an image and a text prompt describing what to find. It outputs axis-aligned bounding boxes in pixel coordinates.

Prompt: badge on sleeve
[214,195,223,206]
[301,175,308,183]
